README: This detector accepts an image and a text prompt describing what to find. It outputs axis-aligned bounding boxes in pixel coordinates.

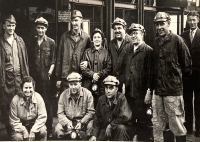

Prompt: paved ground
[0,117,200,141]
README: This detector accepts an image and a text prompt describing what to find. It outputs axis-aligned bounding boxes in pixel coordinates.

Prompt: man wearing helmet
[54,72,95,140]
[145,12,192,142]
[89,75,132,141]
[28,17,56,138]
[108,17,132,94]
[0,14,29,138]
[124,23,153,141]
[55,10,91,92]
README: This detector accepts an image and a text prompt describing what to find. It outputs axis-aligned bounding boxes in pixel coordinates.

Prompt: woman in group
[81,28,112,107]
[9,76,47,141]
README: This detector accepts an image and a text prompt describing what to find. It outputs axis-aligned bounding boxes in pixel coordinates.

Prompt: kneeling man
[55,72,95,140]
[89,75,132,141]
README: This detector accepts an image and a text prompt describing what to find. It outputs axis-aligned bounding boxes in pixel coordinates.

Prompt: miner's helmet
[103,75,120,86]
[71,10,83,19]
[35,17,48,27]
[4,14,16,24]
[111,17,127,29]
[67,72,82,82]
[187,11,199,17]
[128,23,145,34]
[154,12,171,23]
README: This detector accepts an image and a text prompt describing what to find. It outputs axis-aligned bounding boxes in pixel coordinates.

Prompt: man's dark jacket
[152,32,192,96]
[0,33,29,105]
[181,28,200,72]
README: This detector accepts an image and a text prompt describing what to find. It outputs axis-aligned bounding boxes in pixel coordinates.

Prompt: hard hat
[129,23,145,33]
[103,75,120,86]
[111,17,127,29]
[35,17,48,27]
[71,10,83,19]
[154,12,171,23]
[67,72,82,82]
[5,14,16,24]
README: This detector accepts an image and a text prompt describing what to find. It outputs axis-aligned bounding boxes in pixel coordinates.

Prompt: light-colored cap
[35,17,48,27]
[72,10,83,19]
[111,17,127,29]
[154,12,171,23]
[67,72,82,82]
[103,75,119,86]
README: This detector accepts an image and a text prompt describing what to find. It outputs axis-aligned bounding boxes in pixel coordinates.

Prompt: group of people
[0,8,199,142]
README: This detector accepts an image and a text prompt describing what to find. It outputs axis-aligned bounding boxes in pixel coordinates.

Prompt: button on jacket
[108,34,132,83]
[57,87,95,125]
[124,42,153,98]
[91,92,132,137]
[55,30,91,80]
[152,31,192,96]
[9,92,47,133]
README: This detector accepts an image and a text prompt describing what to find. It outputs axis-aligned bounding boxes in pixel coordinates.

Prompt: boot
[163,130,175,142]
[175,135,186,142]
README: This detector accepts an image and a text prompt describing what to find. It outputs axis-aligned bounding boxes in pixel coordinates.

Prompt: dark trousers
[97,125,132,141]
[126,95,153,141]
[35,79,53,134]
[183,71,200,132]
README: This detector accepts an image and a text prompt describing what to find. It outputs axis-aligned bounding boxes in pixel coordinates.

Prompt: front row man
[54,72,95,140]
[89,75,132,141]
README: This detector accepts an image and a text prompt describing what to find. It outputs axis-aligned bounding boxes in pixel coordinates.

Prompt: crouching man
[9,76,47,141]
[54,72,95,140]
[89,75,133,141]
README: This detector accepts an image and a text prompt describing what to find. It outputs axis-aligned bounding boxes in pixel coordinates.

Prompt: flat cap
[187,11,199,17]
[67,72,82,82]
[72,10,83,19]
[129,23,145,32]
[35,17,48,27]
[111,17,127,29]
[154,12,171,23]
[103,75,119,86]
[5,14,16,24]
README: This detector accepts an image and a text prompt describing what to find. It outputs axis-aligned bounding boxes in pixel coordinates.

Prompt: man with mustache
[180,11,200,137]
[55,10,91,92]
[108,17,132,94]
[146,12,192,142]
[0,14,29,138]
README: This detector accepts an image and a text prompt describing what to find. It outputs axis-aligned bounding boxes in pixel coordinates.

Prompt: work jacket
[152,31,192,96]
[55,30,91,80]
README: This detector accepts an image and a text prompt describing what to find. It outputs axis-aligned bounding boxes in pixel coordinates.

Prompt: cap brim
[68,79,81,82]
[111,22,125,29]
[104,82,118,86]
[154,19,168,23]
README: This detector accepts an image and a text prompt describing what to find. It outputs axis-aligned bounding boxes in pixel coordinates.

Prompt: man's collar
[190,28,198,33]
[71,29,82,36]
[106,93,118,106]
[133,41,145,52]
[67,88,84,99]
[4,33,17,40]
[35,35,47,41]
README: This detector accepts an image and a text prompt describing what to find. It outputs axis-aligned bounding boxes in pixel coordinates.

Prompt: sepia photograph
[0,0,200,141]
